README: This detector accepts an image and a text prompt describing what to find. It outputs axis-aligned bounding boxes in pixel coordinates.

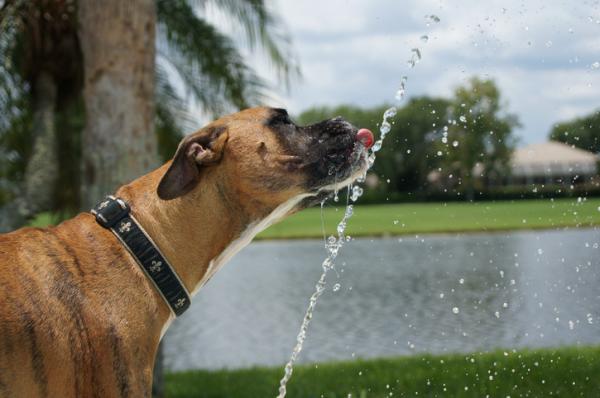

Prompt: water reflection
[164,228,600,371]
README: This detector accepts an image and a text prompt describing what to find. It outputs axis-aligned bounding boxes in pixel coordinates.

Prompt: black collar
[91,196,191,316]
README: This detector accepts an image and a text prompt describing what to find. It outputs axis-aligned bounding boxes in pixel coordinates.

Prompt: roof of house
[511,141,598,177]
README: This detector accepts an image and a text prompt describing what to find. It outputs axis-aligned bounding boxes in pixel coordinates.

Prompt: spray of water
[276,199,355,398]
[275,15,440,398]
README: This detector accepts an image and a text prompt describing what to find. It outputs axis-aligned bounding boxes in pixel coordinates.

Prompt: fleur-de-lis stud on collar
[149,260,162,273]
[118,221,132,234]
[174,298,187,309]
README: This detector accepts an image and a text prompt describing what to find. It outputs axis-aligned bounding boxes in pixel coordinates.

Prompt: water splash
[407,48,422,68]
[276,203,355,398]
[425,14,441,26]
[275,16,438,397]
[395,76,408,101]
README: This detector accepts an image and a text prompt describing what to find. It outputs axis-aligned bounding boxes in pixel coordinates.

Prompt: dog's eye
[269,113,294,126]
[280,115,294,125]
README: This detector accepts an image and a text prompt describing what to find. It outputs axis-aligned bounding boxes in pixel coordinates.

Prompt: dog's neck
[108,163,307,341]
[116,163,255,300]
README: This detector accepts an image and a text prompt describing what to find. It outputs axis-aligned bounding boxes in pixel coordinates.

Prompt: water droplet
[367,153,376,168]
[459,278,465,284]
[452,307,460,314]
[332,283,341,292]
[587,314,593,324]
[350,185,363,202]
[592,61,600,69]
[537,248,543,255]
[545,40,553,48]
[569,320,575,330]
[459,115,467,123]
[372,140,383,152]
[383,107,397,119]
[411,48,421,61]
[344,204,354,218]
[452,140,459,147]
[395,89,405,101]
[426,14,441,23]
[420,35,429,43]
[494,311,500,318]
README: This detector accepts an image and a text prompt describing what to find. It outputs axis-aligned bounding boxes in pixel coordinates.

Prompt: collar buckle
[91,195,130,228]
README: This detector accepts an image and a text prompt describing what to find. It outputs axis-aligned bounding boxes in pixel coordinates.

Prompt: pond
[164,228,600,371]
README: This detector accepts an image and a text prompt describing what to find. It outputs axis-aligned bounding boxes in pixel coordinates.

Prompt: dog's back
[0,218,158,397]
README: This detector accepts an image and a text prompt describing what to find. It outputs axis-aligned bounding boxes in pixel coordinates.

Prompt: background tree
[0,0,82,221]
[550,109,600,153]
[441,77,519,199]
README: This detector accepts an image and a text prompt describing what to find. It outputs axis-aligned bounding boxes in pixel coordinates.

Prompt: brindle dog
[0,107,372,397]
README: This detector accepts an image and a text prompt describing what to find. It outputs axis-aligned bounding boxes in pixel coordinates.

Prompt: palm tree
[0,0,81,223]
[0,0,299,220]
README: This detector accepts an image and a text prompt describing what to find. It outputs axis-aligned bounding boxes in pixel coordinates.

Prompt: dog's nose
[356,128,374,149]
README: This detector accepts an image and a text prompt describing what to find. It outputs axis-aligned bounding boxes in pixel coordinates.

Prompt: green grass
[27,198,600,239]
[166,346,600,398]
[28,212,68,228]
[258,198,600,239]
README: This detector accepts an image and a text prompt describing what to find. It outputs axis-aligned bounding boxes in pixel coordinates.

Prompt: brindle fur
[0,107,364,397]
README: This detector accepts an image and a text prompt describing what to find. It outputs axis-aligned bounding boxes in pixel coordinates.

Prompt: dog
[0,107,373,397]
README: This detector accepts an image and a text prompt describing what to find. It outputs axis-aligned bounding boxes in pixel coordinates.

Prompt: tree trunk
[22,70,58,217]
[78,0,158,210]
[78,1,164,396]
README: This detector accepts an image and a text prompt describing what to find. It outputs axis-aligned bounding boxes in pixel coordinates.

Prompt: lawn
[258,197,600,239]
[166,346,600,398]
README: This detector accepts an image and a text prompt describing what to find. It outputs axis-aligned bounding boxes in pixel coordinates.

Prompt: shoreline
[255,222,600,241]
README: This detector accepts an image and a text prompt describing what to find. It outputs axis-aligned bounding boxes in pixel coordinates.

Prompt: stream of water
[275,15,441,397]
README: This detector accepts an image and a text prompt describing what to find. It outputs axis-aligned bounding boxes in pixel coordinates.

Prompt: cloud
[203,0,600,145]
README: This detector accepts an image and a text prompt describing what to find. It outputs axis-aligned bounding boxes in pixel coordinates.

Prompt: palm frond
[207,0,300,85]
[156,0,269,116]
[155,63,199,160]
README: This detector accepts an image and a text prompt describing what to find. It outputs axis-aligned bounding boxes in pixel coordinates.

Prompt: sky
[241,0,600,145]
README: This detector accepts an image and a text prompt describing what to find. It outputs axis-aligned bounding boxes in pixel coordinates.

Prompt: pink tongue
[356,128,374,149]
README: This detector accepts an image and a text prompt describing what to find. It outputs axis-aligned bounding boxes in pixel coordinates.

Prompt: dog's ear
[157,126,229,200]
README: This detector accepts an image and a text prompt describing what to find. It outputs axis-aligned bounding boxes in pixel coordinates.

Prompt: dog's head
[157,107,373,215]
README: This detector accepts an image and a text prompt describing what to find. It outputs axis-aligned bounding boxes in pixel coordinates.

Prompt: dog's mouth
[300,117,374,194]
